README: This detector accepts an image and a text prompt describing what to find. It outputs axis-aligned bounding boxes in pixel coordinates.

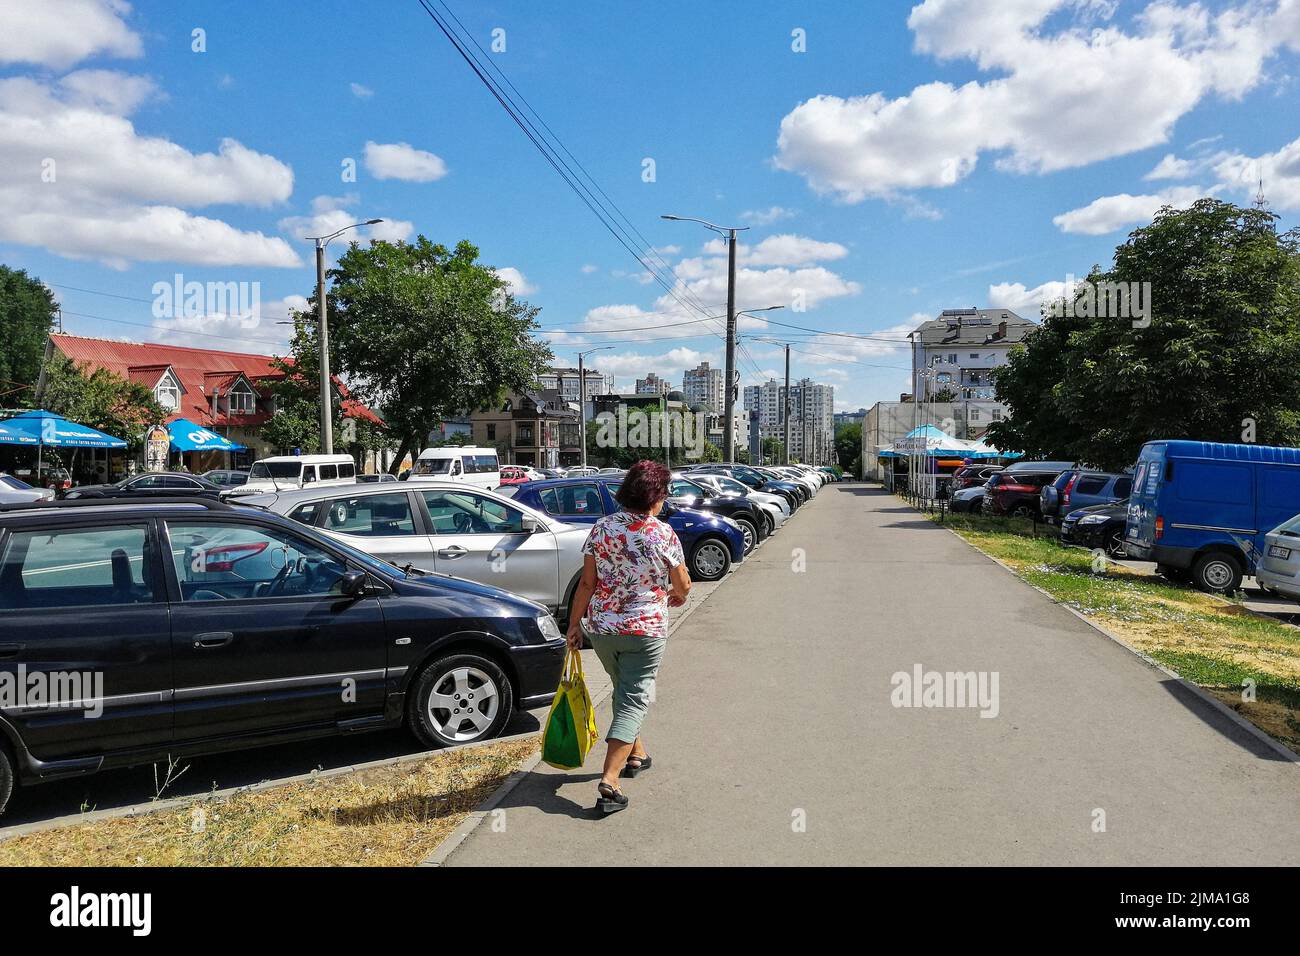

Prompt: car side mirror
[340,570,368,597]
[520,515,540,534]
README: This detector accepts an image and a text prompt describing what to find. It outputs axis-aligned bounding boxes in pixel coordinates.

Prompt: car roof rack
[0,496,239,514]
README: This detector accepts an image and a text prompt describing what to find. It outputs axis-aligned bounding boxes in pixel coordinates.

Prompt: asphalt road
[444,483,1300,866]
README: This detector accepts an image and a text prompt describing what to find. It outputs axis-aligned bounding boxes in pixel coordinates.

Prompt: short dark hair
[615,459,672,512]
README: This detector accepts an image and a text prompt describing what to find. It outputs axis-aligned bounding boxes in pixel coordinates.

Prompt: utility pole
[783,344,791,466]
[305,218,381,455]
[723,227,738,463]
[576,346,613,469]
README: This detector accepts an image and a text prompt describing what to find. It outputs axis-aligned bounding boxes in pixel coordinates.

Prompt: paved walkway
[444,485,1300,866]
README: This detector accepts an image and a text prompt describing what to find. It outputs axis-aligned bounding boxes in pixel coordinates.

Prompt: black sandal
[596,782,629,814]
[621,754,652,778]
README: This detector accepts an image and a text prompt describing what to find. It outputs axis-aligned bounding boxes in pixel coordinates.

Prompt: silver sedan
[241,482,591,619]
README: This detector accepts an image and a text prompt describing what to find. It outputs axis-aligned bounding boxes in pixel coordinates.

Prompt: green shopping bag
[540,648,599,769]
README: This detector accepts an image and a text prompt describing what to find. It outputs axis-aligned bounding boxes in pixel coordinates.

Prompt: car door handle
[0,643,23,659]
[193,631,234,649]
[437,545,469,559]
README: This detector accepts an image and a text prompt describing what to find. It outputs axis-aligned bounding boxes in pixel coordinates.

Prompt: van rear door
[1125,443,1165,552]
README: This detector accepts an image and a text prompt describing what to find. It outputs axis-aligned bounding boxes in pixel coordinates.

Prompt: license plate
[1269,545,1291,560]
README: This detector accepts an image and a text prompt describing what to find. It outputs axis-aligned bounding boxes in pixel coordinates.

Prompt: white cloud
[1212,134,1300,210]
[350,83,374,99]
[580,263,598,274]
[277,194,409,246]
[700,233,849,268]
[0,0,142,69]
[363,140,448,182]
[1145,153,1197,180]
[774,0,1297,203]
[495,266,536,296]
[0,73,298,267]
[1052,184,1211,234]
[989,279,1071,316]
[148,294,307,354]
[741,206,796,225]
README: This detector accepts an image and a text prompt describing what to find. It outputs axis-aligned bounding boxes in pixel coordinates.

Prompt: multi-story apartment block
[910,308,1035,410]
[538,366,612,403]
[635,372,672,395]
[742,377,835,464]
[682,361,724,414]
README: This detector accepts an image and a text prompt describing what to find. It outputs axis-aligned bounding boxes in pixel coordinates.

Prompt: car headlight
[1078,514,1109,524]
[537,613,562,642]
[721,516,741,530]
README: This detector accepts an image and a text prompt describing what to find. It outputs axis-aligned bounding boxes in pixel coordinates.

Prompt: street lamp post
[305,219,382,454]
[662,215,749,462]
[576,346,614,468]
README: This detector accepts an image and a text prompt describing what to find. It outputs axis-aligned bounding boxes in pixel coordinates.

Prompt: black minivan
[0,498,566,817]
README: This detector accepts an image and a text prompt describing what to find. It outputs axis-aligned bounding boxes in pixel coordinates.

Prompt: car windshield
[413,457,452,474]
[0,475,31,490]
[250,462,303,480]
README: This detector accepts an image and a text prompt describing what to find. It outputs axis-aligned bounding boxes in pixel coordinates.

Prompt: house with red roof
[37,334,384,471]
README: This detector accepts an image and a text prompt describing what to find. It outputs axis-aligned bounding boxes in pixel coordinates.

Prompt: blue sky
[2,0,1298,411]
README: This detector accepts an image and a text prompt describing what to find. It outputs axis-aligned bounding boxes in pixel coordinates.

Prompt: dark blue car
[511,476,745,581]
[1126,439,1300,593]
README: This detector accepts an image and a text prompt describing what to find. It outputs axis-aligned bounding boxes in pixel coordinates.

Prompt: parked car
[596,467,626,476]
[511,476,746,582]
[63,471,222,500]
[244,483,590,622]
[0,496,566,817]
[1126,439,1300,593]
[564,466,600,478]
[982,469,1064,517]
[663,474,767,554]
[1059,501,1129,556]
[688,472,790,530]
[498,465,541,486]
[949,483,989,514]
[1041,470,1132,524]
[1255,513,1300,601]
[224,454,358,498]
[1005,460,1076,474]
[201,469,249,488]
[696,464,805,512]
[0,473,54,505]
[408,447,501,490]
[356,473,399,483]
[951,464,1003,491]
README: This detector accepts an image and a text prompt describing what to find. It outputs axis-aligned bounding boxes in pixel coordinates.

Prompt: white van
[222,454,357,497]
[408,446,501,490]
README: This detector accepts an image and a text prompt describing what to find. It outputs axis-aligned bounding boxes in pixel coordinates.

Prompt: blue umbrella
[3,409,128,479]
[166,418,246,452]
[0,420,38,446]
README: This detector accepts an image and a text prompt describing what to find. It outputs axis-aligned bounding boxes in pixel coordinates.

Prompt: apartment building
[538,366,613,403]
[682,361,724,414]
[635,372,672,395]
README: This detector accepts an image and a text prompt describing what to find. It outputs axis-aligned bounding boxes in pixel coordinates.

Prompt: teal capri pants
[586,629,667,744]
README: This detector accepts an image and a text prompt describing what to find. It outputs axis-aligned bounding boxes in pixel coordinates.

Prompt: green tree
[0,266,58,404]
[761,437,784,463]
[319,237,553,473]
[39,355,166,454]
[835,422,862,471]
[986,199,1300,470]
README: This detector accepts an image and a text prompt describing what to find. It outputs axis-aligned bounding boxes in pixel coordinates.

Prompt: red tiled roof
[50,334,383,427]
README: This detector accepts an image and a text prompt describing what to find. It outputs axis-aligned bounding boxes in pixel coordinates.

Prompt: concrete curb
[0,727,548,844]
[921,504,1300,766]
[420,499,806,867]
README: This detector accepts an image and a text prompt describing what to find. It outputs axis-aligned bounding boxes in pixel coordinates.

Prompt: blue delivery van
[1125,440,1300,593]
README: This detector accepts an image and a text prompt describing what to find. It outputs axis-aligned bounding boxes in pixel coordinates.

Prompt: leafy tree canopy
[39,355,165,452]
[985,199,1300,470]
[0,266,58,405]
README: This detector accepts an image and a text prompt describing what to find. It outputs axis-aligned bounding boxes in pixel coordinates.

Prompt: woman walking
[565,459,691,814]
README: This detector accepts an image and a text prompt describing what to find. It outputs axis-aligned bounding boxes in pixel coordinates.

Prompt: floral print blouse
[581,510,685,640]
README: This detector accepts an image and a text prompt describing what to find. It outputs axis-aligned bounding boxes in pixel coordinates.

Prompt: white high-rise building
[682,361,724,413]
[743,377,835,464]
[635,372,672,395]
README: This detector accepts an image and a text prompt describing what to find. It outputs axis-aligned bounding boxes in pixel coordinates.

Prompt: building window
[156,381,179,410]
[228,384,255,414]
[486,423,496,440]
[517,423,534,444]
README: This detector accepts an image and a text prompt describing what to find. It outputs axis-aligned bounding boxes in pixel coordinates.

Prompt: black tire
[734,516,758,555]
[407,652,514,748]
[1191,552,1243,595]
[0,740,13,819]
[689,536,732,581]
[761,512,775,537]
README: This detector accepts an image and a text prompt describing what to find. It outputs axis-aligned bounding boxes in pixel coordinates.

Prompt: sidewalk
[441,485,1300,866]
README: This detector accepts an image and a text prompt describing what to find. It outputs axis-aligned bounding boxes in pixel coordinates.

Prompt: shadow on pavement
[496,771,605,821]
[1156,679,1296,762]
